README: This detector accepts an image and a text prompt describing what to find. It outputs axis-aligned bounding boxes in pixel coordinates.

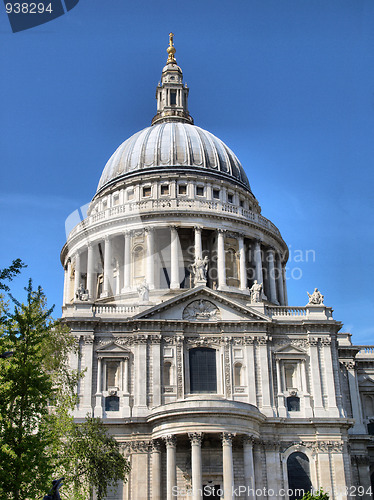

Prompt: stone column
[243,436,255,499]
[258,338,272,416]
[346,362,366,433]
[102,236,112,298]
[282,266,288,305]
[122,231,131,292]
[253,240,263,286]
[276,254,285,306]
[134,337,147,414]
[222,433,234,500]
[189,433,203,500]
[123,357,129,393]
[276,358,286,417]
[86,242,95,300]
[267,248,277,304]
[152,440,162,500]
[301,359,312,416]
[321,338,339,417]
[81,335,94,415]
[74,251,81,297]
[165,435,177,500]
[63,265,68,305]
[170,226,180,289]
[217,229,227,289]
[194,226,203,260]
[238,235,247,290]
[146,228,155,290]
[94,356,103,418]
[308,338,324,416]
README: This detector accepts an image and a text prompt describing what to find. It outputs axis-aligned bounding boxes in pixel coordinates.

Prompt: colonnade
[151,432,255,500]
[64,225,287,305]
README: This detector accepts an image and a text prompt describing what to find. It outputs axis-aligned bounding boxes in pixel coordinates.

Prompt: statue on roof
[307,288,324,305]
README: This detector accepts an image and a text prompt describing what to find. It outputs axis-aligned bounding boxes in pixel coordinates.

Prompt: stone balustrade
[68,197,281,240]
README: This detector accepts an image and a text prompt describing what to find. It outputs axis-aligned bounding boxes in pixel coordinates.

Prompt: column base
[170,283,180,290]
[100,291,109,298]
[194,279,207,287]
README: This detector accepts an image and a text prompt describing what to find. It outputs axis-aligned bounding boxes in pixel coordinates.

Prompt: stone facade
[61,35,374,499]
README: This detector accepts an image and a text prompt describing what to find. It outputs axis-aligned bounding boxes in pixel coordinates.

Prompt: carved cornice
[84,335,94,345]
[130,440,151,453]
[151,439,162,453]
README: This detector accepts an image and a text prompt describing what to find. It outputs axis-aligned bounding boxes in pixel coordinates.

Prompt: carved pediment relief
[96,341,131,356]
[182,300,220,321]
[274,343,307,359]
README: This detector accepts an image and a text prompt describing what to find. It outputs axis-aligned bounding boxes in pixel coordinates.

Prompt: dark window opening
[287,396,300,412]
[213,189,220,199]
[196,186,204,196]
[287,452,312,500]
[368,422,374,435]
[143,186,151,197]
[227,193,233,204]
[170,91,177,105]
[105,395,120,412]
[161,184,169,196]
[189,348,217,393]
[239,199,244,207]
[178,184,187,195]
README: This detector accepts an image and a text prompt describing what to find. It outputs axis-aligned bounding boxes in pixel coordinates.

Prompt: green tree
[59,416,131,500]
[301,489,329,500]
[0,259,26,292]
[0,278,130,499]
[0,279,60,498]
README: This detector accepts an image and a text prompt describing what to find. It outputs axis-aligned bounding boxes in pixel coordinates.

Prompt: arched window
[234,363,243,386]
[133,245,145,281]
[163,362,172,386]
[189,348,217,393]
[287,452,312,500]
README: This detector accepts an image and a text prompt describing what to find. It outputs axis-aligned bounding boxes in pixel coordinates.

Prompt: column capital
[163,434,177,448]
[193,225,203,232]
[123,229,133,237]
[221,432,235,446]
[217,228,226,234]
[104,235,111,243]
[188,432,203,446]
[170,225,178,232]
[243,435,255,447]
[151,439,162,452]
[145,227,155,234]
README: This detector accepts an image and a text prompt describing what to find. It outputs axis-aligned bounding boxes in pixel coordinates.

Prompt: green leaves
[59,416,130,500]
[301,489,330,500]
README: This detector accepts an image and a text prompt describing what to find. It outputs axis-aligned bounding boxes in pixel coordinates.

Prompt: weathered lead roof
[96,122,251,193]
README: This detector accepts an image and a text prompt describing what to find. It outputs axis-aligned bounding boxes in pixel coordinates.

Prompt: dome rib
[96,122,251,193]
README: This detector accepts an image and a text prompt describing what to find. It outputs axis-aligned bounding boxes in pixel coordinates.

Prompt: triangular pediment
[96,341,130,354]
[275,344,306,354]
[358,374,374,387]
[133,286,271,322]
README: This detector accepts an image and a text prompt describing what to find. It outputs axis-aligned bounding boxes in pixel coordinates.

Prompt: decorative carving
[320,337,331,346]
[151,439,162,453]
[308,337,319,347]
[134,335,148,344]
[224,341,232,398]
[307,288,324,305]
[243,435,255,446]
[315,441,344,453]
[221,432,235,446]
[249,280,263,303]
[273,339,308,349]
[191,256,209,284]
[163,434,177,448]
[257,337,267,345]
[131,440,151,453]
[84,335,94,345]
[342,361,356,370]
[183,300,220,321]
[149,335,162,344]
[352,455,370,466]
[75,283,89,301]
[137,279,149,302]
[176,337,183,399]
[188,432,203,445]
[116,336,136,346]
[186,336,220,347]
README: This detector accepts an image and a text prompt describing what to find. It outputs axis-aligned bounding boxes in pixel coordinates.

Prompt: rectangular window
[127,189,134,201]
[189,348,217,393]
[178,184,187,195]
[213,189,220,199]
[170,91,177,105]
[227,193,233,204]
[160,184,169,196]
[239,199,244,207]
[196,186,204,196]
[143,186,152,197]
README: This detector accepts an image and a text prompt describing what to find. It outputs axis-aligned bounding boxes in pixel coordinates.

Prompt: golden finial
[166,32,177,64]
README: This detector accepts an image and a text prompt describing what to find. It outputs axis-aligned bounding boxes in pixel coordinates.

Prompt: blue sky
[0,0,373,344]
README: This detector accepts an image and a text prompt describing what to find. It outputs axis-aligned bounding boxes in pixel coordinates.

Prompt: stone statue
[307,288,324,305]
[137,279,149,302]
[43,478,64,500]
[249,280,262,303]
[191,255,209,283]
[75,283,89,301]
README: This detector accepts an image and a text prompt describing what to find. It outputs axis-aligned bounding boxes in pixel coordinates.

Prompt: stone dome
[96,122,251,194]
